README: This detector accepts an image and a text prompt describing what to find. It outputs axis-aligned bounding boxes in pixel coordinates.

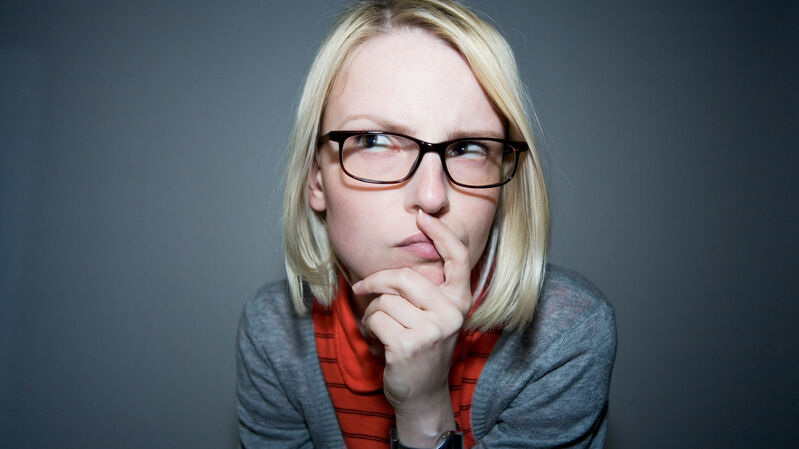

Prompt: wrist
[390,427,464,449]
[393,398,457,448]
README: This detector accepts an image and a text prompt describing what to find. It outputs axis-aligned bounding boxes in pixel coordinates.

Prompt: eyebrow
[447,129,506,140]
[333,114,506,141]
[335,114,414,135]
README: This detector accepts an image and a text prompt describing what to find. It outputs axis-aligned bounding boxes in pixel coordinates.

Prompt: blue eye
[356,134,390,148]
[448,141,489,159]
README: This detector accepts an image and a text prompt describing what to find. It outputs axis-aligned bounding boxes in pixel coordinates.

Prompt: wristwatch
[389,427,464,449]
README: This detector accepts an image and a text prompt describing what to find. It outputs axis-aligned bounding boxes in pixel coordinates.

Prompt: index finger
[416,209,471,292]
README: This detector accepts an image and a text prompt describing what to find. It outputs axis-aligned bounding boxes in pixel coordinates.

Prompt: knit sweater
[236,265,616,448]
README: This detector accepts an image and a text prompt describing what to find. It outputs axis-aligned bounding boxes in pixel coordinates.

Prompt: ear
[307,159,327,212]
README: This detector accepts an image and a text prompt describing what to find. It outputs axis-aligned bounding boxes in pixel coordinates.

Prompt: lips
[396,233,441,260]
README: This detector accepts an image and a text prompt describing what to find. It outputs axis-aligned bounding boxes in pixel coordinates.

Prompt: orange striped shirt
[312,282,500,448]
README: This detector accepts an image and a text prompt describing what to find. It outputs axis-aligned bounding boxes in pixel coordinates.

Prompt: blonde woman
[236,1,616,448]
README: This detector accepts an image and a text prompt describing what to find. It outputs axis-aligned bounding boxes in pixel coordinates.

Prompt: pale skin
[308,29,503,447]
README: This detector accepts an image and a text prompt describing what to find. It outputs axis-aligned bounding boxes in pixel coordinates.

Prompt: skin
[308,28,503,447]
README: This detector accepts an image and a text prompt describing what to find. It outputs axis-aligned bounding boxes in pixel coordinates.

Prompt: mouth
[396,233,441,260]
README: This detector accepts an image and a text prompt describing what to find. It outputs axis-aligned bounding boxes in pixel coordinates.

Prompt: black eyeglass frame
[317,130,529,189]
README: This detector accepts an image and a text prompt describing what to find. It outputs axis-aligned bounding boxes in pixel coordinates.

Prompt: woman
[236,1,616,448]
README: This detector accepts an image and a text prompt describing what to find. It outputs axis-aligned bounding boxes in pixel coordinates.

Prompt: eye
[356,133,393,151]
[447,141,489,159]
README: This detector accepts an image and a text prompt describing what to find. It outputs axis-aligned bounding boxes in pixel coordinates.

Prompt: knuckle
[373,309,391,325]
[427,324,445,341]
[398,338,418,358]
[442,308,464,332]
[363,310,380,328]
[421,321,443,341]
[364,299,381,317]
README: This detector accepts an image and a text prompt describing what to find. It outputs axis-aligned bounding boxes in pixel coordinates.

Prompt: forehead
[322,28,504,139]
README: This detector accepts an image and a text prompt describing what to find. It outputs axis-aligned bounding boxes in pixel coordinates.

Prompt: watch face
[436,431,464,449]
[389,429,464,449]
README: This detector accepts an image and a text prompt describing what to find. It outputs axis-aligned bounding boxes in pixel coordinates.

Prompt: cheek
[458,194,500,268]
[325,191,364,250]
[469,215,496,267]
[322,185,387,276]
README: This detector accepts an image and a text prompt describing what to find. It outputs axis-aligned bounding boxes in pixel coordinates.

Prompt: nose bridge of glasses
[410,139,452,189]
[416,139,449,161]
[413,138,448,170]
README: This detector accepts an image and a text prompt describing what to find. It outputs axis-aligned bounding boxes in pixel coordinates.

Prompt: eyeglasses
[317,131,528,188]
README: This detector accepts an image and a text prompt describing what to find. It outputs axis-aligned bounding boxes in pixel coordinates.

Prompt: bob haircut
[283,0,549,331]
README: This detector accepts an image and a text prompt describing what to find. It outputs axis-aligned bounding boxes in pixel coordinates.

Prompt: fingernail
[419,209,431,222]
[352,281,361,290]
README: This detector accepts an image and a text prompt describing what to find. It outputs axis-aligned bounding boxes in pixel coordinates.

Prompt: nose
[407,152,450,215]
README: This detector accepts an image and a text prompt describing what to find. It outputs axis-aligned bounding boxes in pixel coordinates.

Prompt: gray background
[2,1,797,448]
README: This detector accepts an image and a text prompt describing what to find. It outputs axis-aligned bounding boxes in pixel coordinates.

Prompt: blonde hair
[282,0,549,331]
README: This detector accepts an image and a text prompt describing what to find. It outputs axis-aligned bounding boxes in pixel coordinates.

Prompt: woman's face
[309,29,503,287]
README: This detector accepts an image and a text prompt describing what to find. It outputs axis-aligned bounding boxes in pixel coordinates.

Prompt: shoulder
[238,279,313,359]
[241,279,295,325]
[240,279,294,333]
[471,265,616,443]
[534,264,616,341]
[486,263,616,381]
[236,281,340,446]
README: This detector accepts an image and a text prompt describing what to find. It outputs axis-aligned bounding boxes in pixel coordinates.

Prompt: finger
[363,307,458,362]
[362,309,409,347]
[415,210,471,294]
[354,267,443,311]
[362,293,426,330]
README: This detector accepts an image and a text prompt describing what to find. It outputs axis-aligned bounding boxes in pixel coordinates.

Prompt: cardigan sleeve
[236,293,315,449]
[472,267,617,448]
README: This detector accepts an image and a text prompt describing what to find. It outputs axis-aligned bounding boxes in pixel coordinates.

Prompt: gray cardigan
[236,265,616,448]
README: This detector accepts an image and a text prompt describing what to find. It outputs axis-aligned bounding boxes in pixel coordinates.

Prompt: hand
[353,209,473,446]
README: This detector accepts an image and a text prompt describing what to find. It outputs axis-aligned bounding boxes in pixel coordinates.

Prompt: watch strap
[390,428,464,449]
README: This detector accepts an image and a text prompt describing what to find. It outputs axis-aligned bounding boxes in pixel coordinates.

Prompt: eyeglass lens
[340,133,516,187]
